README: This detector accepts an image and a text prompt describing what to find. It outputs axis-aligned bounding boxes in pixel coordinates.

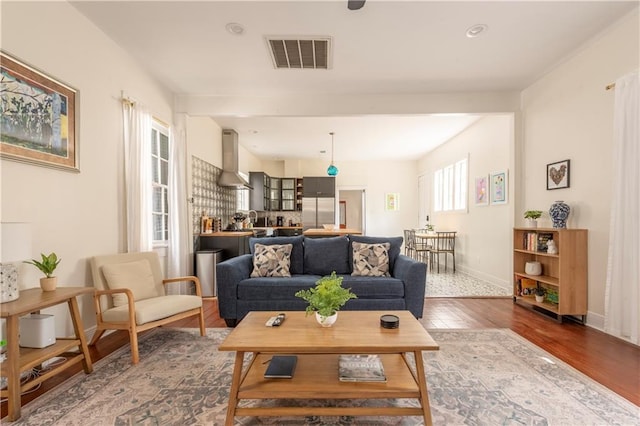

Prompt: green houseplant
[534,286,546,303]
[24,252,61,291]
[524,210,543,228]
[295,271,357,327]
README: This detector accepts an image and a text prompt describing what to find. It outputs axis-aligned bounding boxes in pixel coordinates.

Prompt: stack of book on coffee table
[338,354,387,382]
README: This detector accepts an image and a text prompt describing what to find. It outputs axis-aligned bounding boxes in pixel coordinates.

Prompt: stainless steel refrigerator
[302,197,335,230]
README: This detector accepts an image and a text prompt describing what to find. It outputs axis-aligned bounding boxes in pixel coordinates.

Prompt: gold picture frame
[1,51,79,172]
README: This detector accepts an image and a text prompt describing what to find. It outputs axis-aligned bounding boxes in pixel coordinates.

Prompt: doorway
[337,188,366,234]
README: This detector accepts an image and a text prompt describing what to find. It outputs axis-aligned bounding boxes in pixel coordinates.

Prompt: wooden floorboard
[2,297,638,419]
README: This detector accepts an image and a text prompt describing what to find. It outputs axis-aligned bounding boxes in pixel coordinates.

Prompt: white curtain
[604,70,640,344]
[122,101,153,253]
[168,113,191,281]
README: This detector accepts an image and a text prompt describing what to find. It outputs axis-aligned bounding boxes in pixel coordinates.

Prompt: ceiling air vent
[266,37,331,69]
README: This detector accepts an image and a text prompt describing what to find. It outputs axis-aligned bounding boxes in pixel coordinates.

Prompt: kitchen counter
[303,228,362,236]
[200,231,254,237]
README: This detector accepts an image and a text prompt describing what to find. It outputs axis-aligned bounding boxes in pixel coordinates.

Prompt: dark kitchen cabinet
[281,178,296,211]
[303,176,335,197]
[269,177,281,211]
[249,172,270,211]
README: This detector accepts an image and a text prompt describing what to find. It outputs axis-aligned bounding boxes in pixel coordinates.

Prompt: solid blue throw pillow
[303,236,350,275]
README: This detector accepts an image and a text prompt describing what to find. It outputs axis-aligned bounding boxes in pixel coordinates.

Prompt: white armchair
[89,252,205,364]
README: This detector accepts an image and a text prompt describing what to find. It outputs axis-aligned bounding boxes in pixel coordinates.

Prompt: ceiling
[71,0,637,162]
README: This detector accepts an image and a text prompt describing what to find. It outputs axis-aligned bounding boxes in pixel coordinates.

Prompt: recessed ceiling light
[466,24,488,38]
[225,22,245,36]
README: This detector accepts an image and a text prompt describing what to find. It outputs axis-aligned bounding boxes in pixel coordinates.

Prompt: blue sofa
[216,235,426,326]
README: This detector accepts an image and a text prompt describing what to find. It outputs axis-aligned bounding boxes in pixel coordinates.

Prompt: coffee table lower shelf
[229,352,428,422]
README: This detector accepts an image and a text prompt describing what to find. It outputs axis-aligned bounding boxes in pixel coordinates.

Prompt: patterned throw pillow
[351,241,391,277]
[250,243,293,277]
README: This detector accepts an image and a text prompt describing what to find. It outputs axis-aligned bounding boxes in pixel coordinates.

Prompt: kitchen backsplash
[191,156,237,234]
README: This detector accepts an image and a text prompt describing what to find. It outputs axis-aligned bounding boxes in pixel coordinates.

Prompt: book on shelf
[264,355,298,379]
[537,232,554,253]
[522,232,538,251]
[338,354,387,382]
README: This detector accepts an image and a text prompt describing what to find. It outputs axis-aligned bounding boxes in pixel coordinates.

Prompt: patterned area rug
[426,271,512,297]
[9,328,639,425]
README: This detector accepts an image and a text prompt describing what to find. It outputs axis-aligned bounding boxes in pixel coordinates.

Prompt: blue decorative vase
[549,201,570,228]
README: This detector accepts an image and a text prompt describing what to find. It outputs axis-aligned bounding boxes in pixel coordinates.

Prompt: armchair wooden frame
[89,252,206,364]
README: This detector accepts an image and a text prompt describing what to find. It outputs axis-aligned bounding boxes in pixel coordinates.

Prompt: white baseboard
[455,265,511,292]
[586,311,605,331]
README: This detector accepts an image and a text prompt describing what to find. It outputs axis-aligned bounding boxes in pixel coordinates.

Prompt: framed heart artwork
[547,159,570,190]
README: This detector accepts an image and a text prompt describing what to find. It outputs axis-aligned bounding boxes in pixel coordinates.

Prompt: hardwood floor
[2,297,638,419]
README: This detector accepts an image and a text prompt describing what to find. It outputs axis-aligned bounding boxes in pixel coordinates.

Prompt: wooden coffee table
[219,310,439,425]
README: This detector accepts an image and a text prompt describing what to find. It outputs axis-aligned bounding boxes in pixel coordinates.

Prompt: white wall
[417,115,515,287]
[519,8,639,327]
[1,2,174,336]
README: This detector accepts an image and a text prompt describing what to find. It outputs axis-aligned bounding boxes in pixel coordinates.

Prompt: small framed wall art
[0,51,79,172]
[490,170,508,205]
[547,159,570,190]
[474,175,489,206]
[385,193,399,211]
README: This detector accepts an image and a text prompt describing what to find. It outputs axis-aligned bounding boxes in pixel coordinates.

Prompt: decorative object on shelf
[524,210,543,228]
[547,239,558,254]
[489,170,508,205]
[0,52,79,172]
[294,271,357,327]
[0,222,32,303]
[547,159,570,190]
[24,252,61,292]
[326,132,338,176]
[535,286,546,303]
[549,201,570,228]
[525,261,542,276]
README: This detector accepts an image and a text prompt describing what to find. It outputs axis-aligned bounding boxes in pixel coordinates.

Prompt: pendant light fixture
[327,132,338,176]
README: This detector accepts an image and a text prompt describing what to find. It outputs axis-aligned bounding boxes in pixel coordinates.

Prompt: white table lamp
[1,222,32,303]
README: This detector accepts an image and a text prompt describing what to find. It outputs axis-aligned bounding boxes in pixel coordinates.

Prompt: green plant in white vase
[24,252,61,291]
[295,271,357,327]
[524,210,543,228]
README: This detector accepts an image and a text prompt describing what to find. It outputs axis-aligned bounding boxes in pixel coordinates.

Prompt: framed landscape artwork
[474,175,489,206]
[0,52,79,172]
[490,170,508,205]
[547,159,570,190]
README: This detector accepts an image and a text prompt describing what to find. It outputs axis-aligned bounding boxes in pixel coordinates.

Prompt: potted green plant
[524,210,543,228]
[24,252,61,292]
[295,271,357,327]
[534,286,546,303]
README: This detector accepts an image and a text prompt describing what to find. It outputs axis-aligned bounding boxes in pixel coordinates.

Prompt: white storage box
[19,314,55,348]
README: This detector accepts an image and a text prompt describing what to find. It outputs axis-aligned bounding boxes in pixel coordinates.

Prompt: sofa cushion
[101,259,160,307]
[340,275,405,298]
[238,275,322,300]
[250,236,304,275]
[250,243,293,278]
[102,295,202,325]
[351,241,390,277]
[349,236,403,272]
[303,236,350,275]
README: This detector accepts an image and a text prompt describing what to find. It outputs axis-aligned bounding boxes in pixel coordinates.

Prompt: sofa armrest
[217,254,253,320]
[392,254,426,318]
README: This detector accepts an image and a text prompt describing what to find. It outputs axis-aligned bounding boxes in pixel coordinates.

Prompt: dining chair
[430,231,456,273]
[403,229,415,258]
[413,229,432,264]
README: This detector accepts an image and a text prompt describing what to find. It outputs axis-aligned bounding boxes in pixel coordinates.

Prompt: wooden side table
[0,287,94,421]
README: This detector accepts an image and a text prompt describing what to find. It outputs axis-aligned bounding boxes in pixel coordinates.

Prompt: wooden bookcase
[513,227,588,322]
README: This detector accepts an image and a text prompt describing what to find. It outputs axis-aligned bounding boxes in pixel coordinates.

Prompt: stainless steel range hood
[218,129,252,189]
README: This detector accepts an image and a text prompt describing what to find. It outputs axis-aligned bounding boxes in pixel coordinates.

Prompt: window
[236,172,250,211]
[151,121,169,244]
[433,157,468,212]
